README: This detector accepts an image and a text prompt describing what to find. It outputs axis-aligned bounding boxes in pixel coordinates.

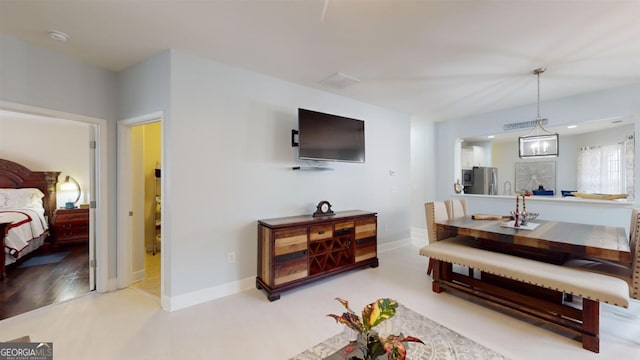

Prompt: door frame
[0,100,108,292]
[117,111,163,297]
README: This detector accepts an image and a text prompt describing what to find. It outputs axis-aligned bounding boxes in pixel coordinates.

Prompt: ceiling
[462,115,634,143]
[1,0,639,122]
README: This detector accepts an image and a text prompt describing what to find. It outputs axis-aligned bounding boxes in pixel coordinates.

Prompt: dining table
[435,216,631,265]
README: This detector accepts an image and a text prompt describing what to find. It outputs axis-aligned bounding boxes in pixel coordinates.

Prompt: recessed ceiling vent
[319,72,360,89]
[49,30,69,42]
[503,118,548,131]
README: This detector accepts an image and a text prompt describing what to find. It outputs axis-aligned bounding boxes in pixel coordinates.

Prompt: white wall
[0,111,91,205]
[410,117,436,232]
[117,50,412,308]
[164,50,411,304]
[0,34,118,282]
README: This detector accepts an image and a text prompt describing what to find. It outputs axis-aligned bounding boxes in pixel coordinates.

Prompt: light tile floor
[0,245,638,359]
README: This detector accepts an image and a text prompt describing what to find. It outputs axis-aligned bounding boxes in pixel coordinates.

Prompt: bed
[0,159,59,278]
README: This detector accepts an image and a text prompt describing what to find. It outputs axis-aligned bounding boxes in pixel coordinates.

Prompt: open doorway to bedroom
[0,109,95,320]
[117,113,162,300]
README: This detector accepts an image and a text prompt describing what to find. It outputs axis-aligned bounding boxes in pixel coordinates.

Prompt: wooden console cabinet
[256,210,378,301]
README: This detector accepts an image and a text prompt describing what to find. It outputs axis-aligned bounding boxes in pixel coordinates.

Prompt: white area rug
[290,304,509,360]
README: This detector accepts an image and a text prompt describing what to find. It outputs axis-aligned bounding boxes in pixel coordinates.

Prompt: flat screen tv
[297,108,365,163]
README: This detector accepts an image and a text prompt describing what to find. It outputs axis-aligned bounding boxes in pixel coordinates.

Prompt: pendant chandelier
[519,68,559,158]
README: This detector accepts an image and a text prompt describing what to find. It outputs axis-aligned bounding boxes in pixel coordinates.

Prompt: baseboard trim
[160,236,419,312]
[378,238,411,253]
[132,269,146,283]
[163,276,255,312]
[106,278,118,292]
[411,227,427,248]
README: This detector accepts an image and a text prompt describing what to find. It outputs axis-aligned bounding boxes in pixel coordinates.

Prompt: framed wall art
[515,161,556,193]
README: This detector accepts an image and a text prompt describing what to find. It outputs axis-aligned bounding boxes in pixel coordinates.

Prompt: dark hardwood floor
[0,244,90,320]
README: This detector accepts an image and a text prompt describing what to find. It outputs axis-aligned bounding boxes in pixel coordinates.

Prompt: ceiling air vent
[318,72,360,89]
[503,118,548,131]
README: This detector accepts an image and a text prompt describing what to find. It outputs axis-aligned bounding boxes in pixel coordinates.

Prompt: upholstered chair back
[446,198,468,220]
[425,201,449,245]
[629,208,640,299]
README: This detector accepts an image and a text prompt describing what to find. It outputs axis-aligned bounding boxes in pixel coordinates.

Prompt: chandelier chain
[537,70,540,120]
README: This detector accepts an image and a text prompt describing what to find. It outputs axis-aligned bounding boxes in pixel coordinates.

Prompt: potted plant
[327,298,424,360]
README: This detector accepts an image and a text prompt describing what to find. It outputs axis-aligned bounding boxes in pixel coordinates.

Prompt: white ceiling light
[519,68,559,159]
[48,30,69,42]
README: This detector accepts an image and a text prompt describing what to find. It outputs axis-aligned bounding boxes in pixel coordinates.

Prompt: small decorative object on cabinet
[51,208,89,246]
[312,200,334,217]
[327,298,424,360]
[256,210,378,301]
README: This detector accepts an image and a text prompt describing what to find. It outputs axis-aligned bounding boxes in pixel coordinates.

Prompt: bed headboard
[0,159,60,220]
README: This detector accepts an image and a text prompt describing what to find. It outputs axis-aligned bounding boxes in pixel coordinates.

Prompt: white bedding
[2,208,48,266]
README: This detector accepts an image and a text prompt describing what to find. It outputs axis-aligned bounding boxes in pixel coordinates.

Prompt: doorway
[117,112,163,300]
[0,103,106,318]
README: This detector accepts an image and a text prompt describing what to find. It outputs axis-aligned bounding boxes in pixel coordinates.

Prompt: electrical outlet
[227,251,236,263]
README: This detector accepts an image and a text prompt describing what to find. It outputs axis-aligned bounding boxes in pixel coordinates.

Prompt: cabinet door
[461,148,474,169]
[273,227,308,286]
[355,217,377,262]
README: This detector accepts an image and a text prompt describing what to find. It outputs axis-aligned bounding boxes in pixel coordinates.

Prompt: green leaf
[327,312,364,334]
[361,298,398,331]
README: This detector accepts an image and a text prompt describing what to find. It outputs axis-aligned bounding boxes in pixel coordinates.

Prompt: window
[577,142,627,194]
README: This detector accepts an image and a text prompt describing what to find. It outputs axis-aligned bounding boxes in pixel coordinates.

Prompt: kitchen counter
[454,193,633,208]
[453,193,634,231]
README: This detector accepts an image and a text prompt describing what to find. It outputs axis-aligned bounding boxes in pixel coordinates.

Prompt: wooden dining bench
[422,236,631,353]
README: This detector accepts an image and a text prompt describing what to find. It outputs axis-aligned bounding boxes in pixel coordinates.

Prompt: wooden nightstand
[51,208,89,246]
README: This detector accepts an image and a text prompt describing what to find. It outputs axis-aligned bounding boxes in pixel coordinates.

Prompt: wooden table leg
[432,259,442,293]
[582,299,600,353]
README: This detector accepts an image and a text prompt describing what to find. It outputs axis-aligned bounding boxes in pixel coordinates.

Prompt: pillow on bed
[0,188,45,209]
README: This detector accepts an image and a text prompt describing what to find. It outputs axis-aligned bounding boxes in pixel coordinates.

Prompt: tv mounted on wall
[295,108,365,163]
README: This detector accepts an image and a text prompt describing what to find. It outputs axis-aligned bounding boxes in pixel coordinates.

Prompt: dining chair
[445,198,468,220]
[421,201,449,275]
[564,208,640,301]
[445,198,474,277]
[420,201,473,276]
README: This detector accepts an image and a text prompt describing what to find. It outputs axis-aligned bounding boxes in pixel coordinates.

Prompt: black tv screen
[298,108,365,163]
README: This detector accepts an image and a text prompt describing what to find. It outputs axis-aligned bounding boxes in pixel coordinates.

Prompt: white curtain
[625,135,635,200]
[577,144,624,194]
[577,134,634,199]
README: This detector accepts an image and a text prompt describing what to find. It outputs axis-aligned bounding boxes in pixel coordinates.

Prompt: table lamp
[60,175,81,209]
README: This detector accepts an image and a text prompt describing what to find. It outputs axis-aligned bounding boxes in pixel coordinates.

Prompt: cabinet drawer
[57,213,89,222]
[274,251,308,286]
[355,237,377,262]
[355,218,377,240]
[334,221,354,235]
[274,228,307,256]
[56,232,88,242]
[56,223,88,231]
[309,224,333,241]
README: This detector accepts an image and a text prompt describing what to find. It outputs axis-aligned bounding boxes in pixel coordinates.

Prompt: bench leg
[582,299,600,353]
[431,259,442,293]
[427,258,434,275]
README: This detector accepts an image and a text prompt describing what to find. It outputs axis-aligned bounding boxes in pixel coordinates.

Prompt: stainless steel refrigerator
[468,166,498,195]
